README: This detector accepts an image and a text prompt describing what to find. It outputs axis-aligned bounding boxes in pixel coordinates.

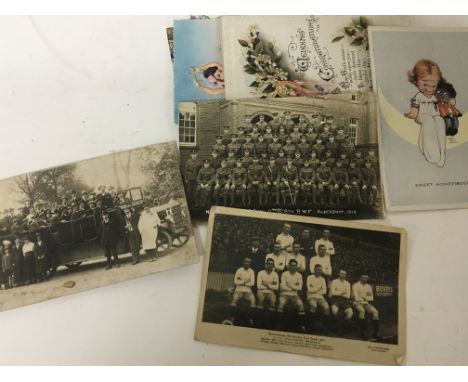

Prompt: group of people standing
[0,232,52,289]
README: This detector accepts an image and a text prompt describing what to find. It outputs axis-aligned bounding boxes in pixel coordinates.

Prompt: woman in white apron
[137,206,161,261]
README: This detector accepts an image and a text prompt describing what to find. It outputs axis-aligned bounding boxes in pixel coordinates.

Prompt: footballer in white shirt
[314,229,335,256]
[275,223,294,254]
[286,242,306,273]
[277,259,305,314]
[265,242,286,272]
[256,258,279,310]
[306,264,330,315]
[352,274,380,339]
[329,269,353,320]
[230,257,256,308]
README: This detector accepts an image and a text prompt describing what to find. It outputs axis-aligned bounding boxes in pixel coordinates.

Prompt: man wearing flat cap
[100,210,120,270]
[123,207,141,265]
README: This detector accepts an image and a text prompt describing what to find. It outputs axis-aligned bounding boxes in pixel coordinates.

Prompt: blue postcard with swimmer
[220,16,412,100]
[173,18,224,121]
[369,27,468,211]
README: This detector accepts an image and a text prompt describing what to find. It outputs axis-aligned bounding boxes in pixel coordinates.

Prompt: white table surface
[0,15,467,365]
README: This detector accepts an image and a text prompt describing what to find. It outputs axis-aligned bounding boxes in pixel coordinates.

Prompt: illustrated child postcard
[220,16,411,100]
[173,18,224,121]
[369,27,468,211]
[195,206,407,365]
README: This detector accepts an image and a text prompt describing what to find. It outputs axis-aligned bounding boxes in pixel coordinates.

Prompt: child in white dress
[405,59,446,167]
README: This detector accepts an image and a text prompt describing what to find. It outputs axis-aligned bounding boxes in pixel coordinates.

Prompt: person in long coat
[34,232,48,281]
[123,207,141,265]
[12,237,23,287]
[137,206,161,261]
[22,236,36,285]
[100,210,120,270]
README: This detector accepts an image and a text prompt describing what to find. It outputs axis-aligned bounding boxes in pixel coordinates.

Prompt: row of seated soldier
[184,113,379,209]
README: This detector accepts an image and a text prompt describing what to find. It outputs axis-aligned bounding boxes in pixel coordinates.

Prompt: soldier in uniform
[365,148,379,168]
[276,126,288,146]
[256,115,268,133]
[268,135,282,157]
[297,135,311,158]
[276,149,288,168]
[280,157,300,204]
[283,111,295,133]
[326,135,339,157]
[249,124,262,142]
[340,138,356,158]
[259,151,270,168]
[335,127,348,147]
[241,133,256,156]
[326,115,336,134]
[348,160,363,205]
[222,126,232,146]
[269,112,282,133]
[184,150,202,203]
[338,152,350,169]
[316,159,333,204]
[310,113,320,130]
[209,150,222,170]
[241,148,254,169]
[225,149,237,169]
[247,156,266,205]
[353,150,365,169]
[196,160,216,208]
[309,150,321,171]
[264,157,281,205]
[305,125,318,146]
[214,159,232,205]
[283,136,296,158]
[230,159,248,205]
[361,159,379,206]
[255,134,268,156]
[237,127,247,145]
[241,115,253,134]
[227,134,242,158]
[292,151,303,169]
[299,159,317,204]
[331,159,351,205]
[263,125,274,145]
[212,135,227,158]
[324,149,336,170]
[319,123,332,142]
[297,114,310,134]
[312,137,326,160]
[290,124,302,144]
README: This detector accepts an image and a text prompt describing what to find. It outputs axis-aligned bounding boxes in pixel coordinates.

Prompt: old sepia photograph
[195,207,406,365]
[178,93,384,220]
[0,141,198,312]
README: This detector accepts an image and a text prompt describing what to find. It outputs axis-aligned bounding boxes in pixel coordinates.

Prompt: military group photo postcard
[0,141,198,312]
[369,27,468,211]
[195,207,407,365]
[178,93,384,220]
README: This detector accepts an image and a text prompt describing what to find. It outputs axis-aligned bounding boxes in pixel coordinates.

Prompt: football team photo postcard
[195,207,407,365]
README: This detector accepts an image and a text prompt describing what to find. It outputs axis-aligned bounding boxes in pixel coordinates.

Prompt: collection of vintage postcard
[0,15,465,366]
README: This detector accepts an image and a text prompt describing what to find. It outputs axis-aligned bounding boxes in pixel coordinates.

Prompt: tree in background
[15,164,90,206]
[137,143,186,205]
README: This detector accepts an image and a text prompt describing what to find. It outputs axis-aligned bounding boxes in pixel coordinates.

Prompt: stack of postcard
[169,15,468,364]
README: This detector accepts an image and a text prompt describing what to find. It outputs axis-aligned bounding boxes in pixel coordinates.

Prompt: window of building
[349,118,359,144]
[178,103,197,146]
[351,92,359,102]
